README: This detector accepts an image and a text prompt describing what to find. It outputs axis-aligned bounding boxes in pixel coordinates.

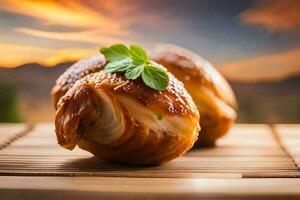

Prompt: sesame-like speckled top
[55,54,106,91]
[63,67,199,118]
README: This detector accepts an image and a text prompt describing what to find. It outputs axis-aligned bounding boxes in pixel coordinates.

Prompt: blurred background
[0,0,299,123]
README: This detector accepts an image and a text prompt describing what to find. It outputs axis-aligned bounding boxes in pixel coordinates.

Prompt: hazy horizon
[1,58,300,83]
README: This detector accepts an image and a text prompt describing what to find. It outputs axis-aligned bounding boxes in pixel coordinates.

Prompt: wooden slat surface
[0,123,300,199]
[273,124,300,170]
[0,123,299,176]
[0,123,29,149]
[0,124,299,177]
[1,176,300,200]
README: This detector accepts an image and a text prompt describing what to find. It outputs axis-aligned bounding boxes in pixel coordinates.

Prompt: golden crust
[70,70,199,117]
[152,44,237,147]
[152,44,237,109]
[55,69,200,165]
[196,112,234,147]
[51,55,106,108]
[77,123,196,165]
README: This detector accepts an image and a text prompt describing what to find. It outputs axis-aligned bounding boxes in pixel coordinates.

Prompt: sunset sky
[0,0,299,81]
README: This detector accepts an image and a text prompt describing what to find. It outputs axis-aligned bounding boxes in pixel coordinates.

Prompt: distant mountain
[0,63,299,123]
[0,62,73,98]
[0,62,74,122]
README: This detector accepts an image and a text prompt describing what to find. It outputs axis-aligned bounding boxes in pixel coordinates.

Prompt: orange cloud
[15,28,132,45]
[240,0,300,32]
[219,46,300,82]
[0,43,95,67]
[0,0,132,67]
[0,0,167,35]
[0,0,177,67]
[0,0,123,33]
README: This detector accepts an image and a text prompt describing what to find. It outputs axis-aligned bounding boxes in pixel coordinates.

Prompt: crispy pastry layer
[51,55,106,108]
[55,70,200,164]
[152,44,237,147]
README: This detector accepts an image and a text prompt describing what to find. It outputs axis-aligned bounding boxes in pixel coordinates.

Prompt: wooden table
[0,123,299,199]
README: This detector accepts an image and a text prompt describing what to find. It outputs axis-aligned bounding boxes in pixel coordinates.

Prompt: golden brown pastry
[55,70,200,165]
[51,55,106,109]
[152,44,237,147]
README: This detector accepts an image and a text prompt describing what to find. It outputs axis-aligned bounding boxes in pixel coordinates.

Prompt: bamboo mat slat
[0,124,29,149]
[273,124,300,170]
[1,123,300,199]
[1,176,300,200]
[0,123,299,178]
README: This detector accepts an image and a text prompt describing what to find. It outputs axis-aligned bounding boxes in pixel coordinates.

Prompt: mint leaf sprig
[100,44,169,91]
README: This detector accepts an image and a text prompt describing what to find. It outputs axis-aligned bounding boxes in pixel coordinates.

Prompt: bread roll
[153,44,237,147]
[55,69,200,164]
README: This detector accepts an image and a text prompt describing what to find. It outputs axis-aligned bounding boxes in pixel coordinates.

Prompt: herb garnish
[100,44,169,91]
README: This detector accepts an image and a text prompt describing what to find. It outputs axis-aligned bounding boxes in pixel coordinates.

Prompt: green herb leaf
[100,44,130,62]
[142,64,169,90]
[125,63,145,80]
[130,45,148,64]
[103,58,132,73]
[100,44,169,90]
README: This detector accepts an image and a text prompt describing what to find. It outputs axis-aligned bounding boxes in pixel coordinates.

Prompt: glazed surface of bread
[153,44,237,147]
[55,70,200,164]
[51,55,106,108]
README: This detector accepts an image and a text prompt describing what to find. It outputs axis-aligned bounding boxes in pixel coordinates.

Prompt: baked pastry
[152,44,237,147]
[51,55,106,109]
[55,70,200,165]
